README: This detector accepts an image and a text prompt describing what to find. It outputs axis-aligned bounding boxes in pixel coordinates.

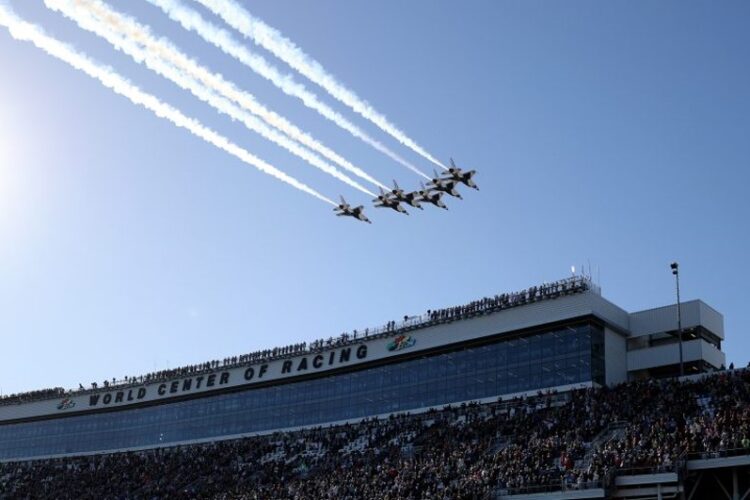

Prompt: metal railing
[686,447,750,461]
[614,463,680,477]
[496,478,604,497]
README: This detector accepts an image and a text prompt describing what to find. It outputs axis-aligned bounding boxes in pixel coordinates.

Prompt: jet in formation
[417,182,448,210]
[387,181,423,210]
[338,159,477,223]
[334,196,371,223]
[427,170,463,199]
[444,158,479,190]
[373,187,409,215]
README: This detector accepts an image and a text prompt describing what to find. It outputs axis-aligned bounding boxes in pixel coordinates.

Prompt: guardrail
[687,447,750,461]
[496,478,604,497]
[614,463,680,476]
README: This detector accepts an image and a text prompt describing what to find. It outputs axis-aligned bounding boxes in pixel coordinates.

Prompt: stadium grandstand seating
[2,367,749,499]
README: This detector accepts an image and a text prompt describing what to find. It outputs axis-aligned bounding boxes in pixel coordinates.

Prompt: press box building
[0,276,725,461]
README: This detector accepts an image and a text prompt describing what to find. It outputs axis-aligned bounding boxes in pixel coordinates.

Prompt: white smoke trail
[196,0,447,171]
[154,0,431,180]
[46,0,377,197]
[0,2,334,206]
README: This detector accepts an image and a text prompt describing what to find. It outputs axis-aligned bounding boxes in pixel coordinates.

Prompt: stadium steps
[695,395,715,417]
[260,446,286,464]
[580,420,629,468]
[400,442,415,458]
[339,435,369,455]
[492,435,511,453]
[388,429,417,447]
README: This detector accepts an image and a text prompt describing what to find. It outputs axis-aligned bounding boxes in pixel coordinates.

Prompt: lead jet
[427,170,463,199]
[415,183,448,210]
[444,158,478,190]
[334,196,371,223]
[373,187,408,215]
[389,180,423,210]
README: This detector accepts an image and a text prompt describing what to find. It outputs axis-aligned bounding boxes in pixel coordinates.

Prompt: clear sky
[1,0,748,396]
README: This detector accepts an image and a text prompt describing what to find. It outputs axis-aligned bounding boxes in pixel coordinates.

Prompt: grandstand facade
[0,276,726,463]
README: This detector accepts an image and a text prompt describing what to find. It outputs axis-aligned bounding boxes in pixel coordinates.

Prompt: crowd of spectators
[427,278,589,322]
[0,277,592,407]
[2,367,750,499]
[0,387,66,406]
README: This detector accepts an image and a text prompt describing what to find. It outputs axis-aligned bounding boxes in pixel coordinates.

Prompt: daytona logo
[57,398,76,410]
[387,335,416,352]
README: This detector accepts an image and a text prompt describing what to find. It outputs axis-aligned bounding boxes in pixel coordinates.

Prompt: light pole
[671,262,684,377]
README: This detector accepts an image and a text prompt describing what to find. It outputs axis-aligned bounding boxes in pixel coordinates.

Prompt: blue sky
[1,0,748,395]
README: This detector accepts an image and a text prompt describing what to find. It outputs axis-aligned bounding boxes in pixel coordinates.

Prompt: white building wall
[628,300,724,339]
[627,339,725,372]
[697,301,725,339]
[604,327,627,385]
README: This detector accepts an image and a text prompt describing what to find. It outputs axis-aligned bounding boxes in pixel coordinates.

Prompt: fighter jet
[334,196,371,223]
[415,183,448,210]
[427,170,463,199]
[373,187,408,215]
[444,158,478,190]
[389,180,423,209]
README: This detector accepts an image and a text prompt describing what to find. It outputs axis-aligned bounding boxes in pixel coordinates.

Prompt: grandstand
[2,276,747,499]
